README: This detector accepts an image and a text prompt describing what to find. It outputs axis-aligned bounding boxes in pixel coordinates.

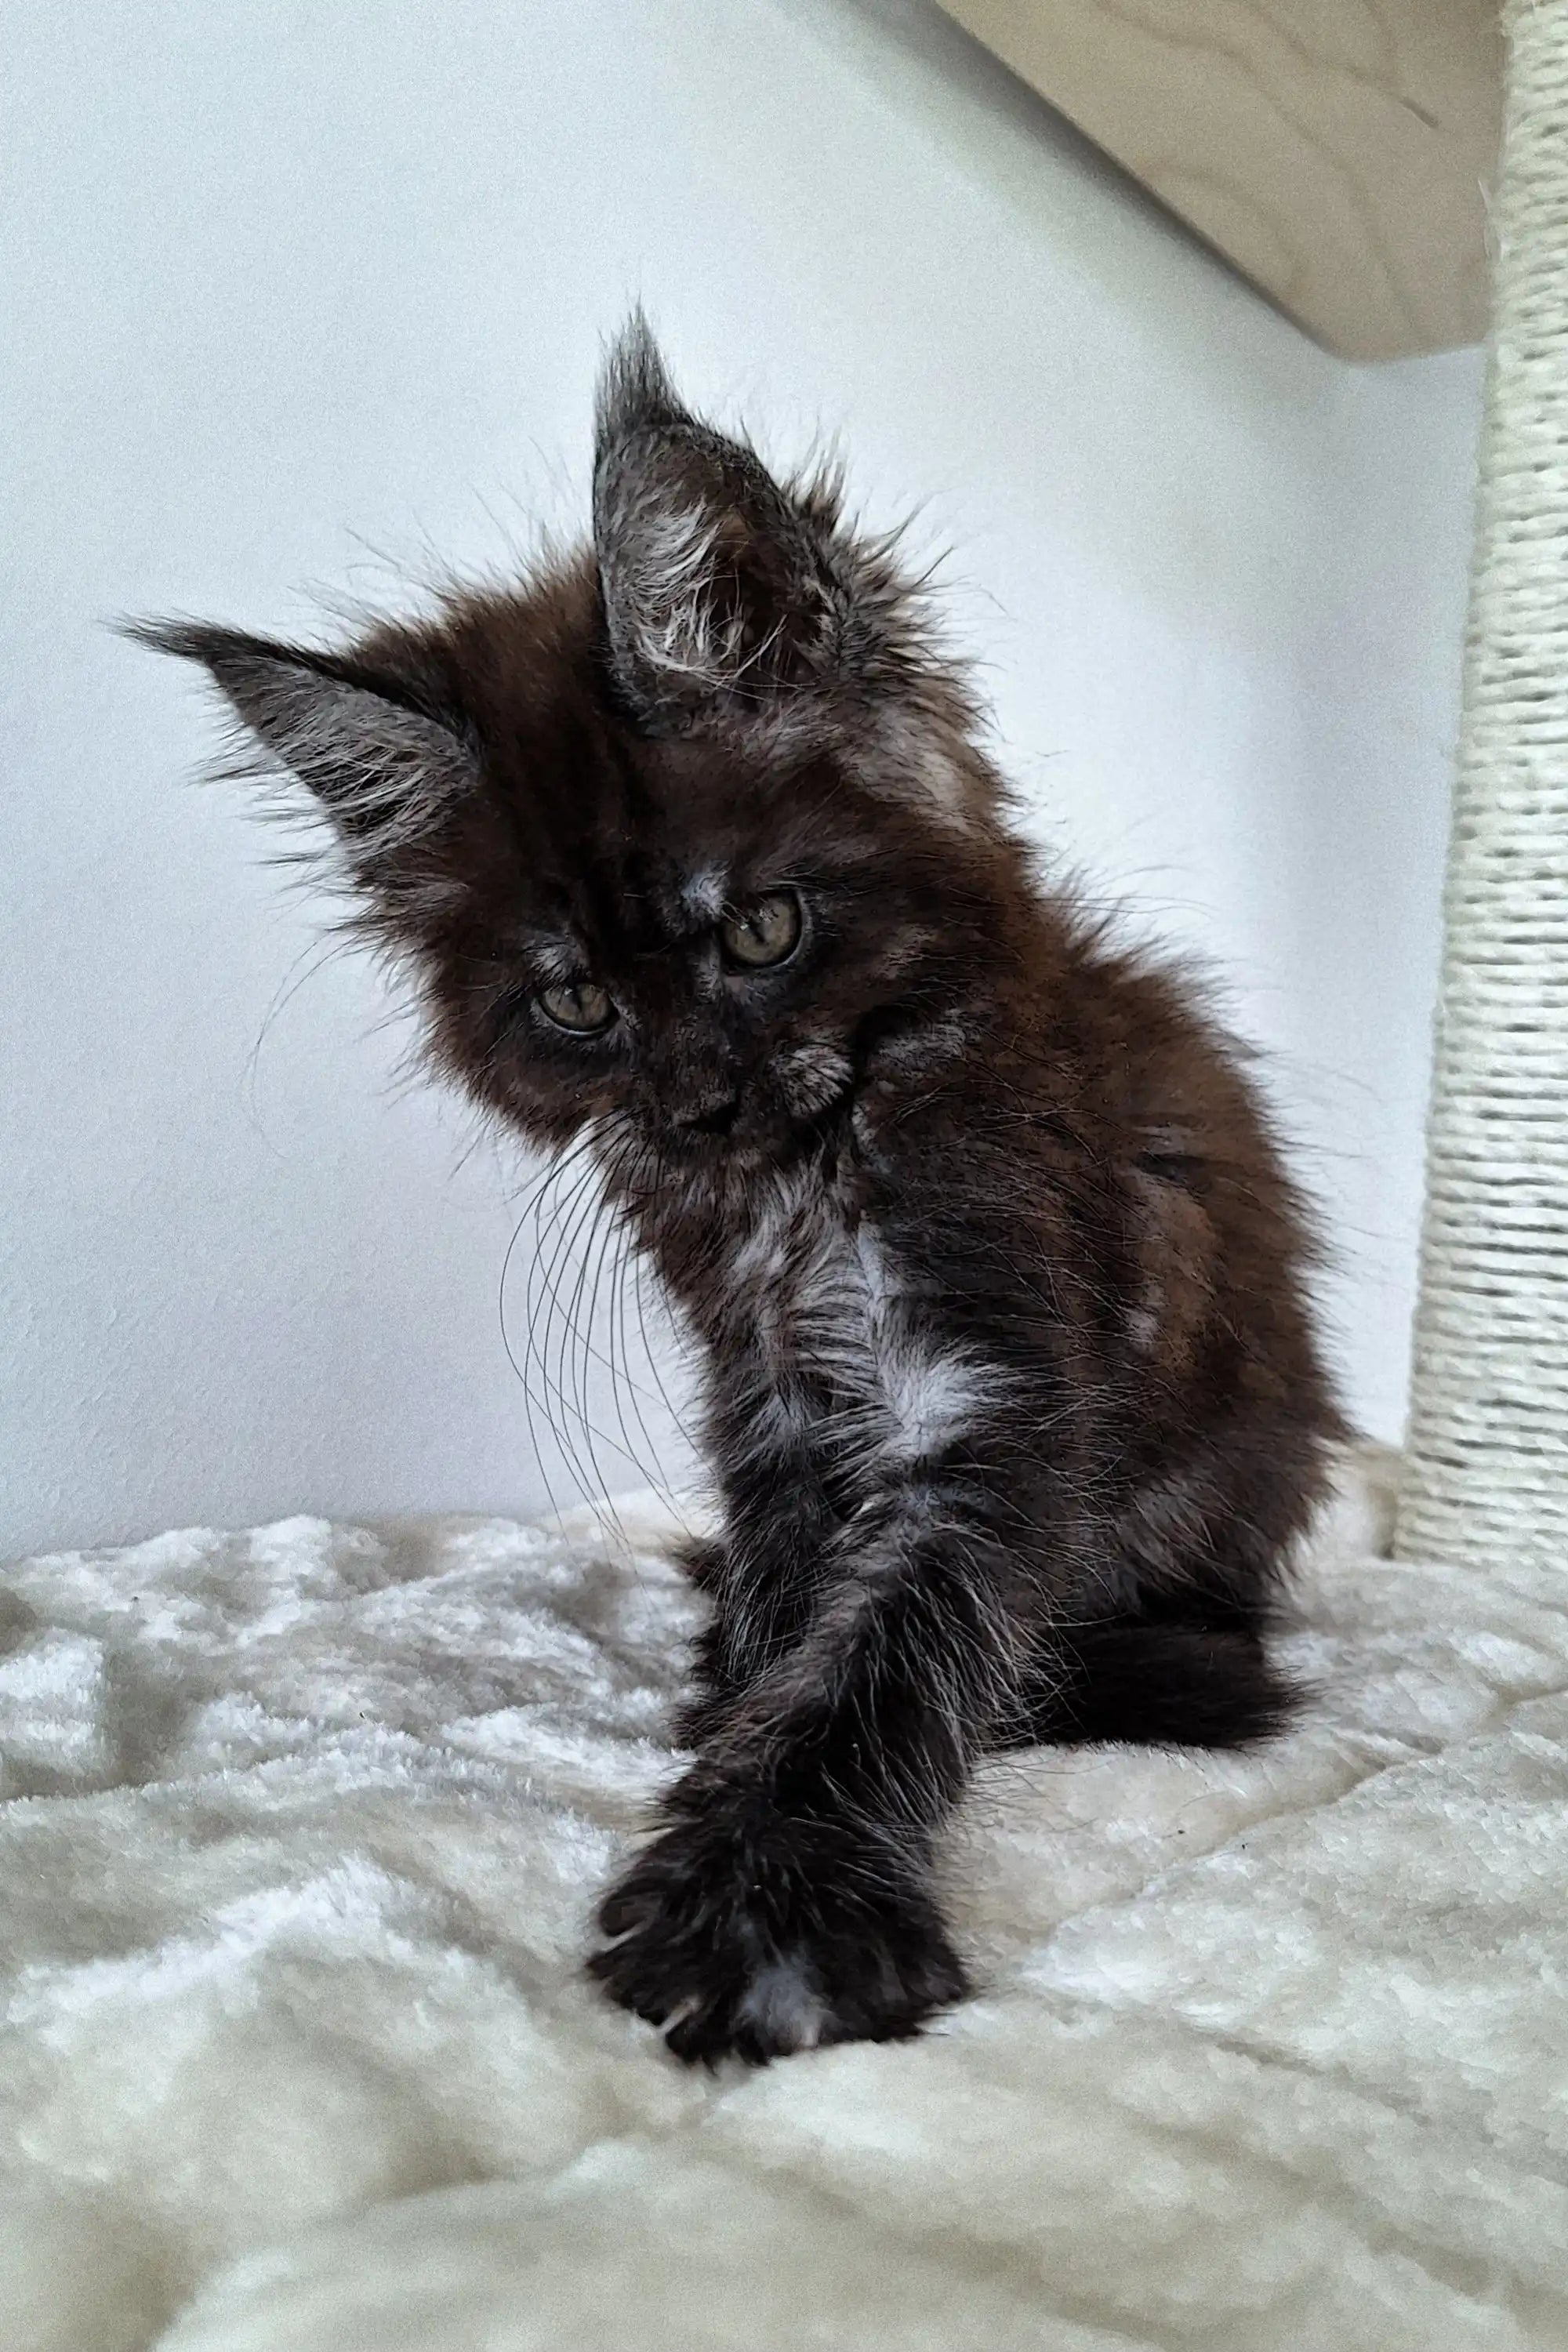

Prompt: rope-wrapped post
[1398,0,1568,1570]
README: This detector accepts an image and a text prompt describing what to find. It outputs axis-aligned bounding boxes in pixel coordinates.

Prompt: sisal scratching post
[1398,0,1568,1570]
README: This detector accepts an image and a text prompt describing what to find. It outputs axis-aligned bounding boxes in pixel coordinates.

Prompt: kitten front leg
[592,1490,1019,2061]
[673,1439,843,1746]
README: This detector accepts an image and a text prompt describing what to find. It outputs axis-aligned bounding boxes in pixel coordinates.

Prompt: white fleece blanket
[4,1450,1566,2352]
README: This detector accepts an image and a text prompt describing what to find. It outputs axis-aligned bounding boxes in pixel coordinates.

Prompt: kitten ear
[126,620,478,873]
[593,315,853,730]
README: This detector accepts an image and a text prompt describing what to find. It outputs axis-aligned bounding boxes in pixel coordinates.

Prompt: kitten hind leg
[1000,1620,1298,1754]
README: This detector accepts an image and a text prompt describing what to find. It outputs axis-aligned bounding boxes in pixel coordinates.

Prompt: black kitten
[138,319,1341,2063]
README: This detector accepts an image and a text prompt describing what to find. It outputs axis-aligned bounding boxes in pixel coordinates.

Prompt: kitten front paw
[587,1806,968,2063]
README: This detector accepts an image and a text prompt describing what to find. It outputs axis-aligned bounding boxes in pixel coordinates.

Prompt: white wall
[0,0,1483,1559]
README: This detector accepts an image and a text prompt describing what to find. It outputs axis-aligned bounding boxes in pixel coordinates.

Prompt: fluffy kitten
[137,319,1342,2063]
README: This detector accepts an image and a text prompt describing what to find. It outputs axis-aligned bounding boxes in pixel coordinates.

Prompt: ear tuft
[593,306,686,450]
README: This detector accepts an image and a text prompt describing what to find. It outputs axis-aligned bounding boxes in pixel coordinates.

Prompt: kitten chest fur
[709,1160,1002,1486]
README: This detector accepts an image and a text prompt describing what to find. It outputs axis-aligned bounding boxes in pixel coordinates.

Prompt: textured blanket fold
[3,1451,1566,2351]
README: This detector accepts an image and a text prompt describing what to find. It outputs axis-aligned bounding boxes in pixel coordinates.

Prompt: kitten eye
[720,889,803,970]
[537,978,615,1034]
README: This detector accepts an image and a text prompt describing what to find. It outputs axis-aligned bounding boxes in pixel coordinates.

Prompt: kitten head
[134,318,1015,1174]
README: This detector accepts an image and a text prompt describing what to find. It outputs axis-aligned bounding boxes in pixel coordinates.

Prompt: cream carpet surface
[3,1449,1566,2352]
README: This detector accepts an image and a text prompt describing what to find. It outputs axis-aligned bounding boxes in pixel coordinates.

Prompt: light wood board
[935,0,1501,359]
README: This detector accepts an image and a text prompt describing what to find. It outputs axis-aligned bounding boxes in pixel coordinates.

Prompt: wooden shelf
[935,0,1501,360]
